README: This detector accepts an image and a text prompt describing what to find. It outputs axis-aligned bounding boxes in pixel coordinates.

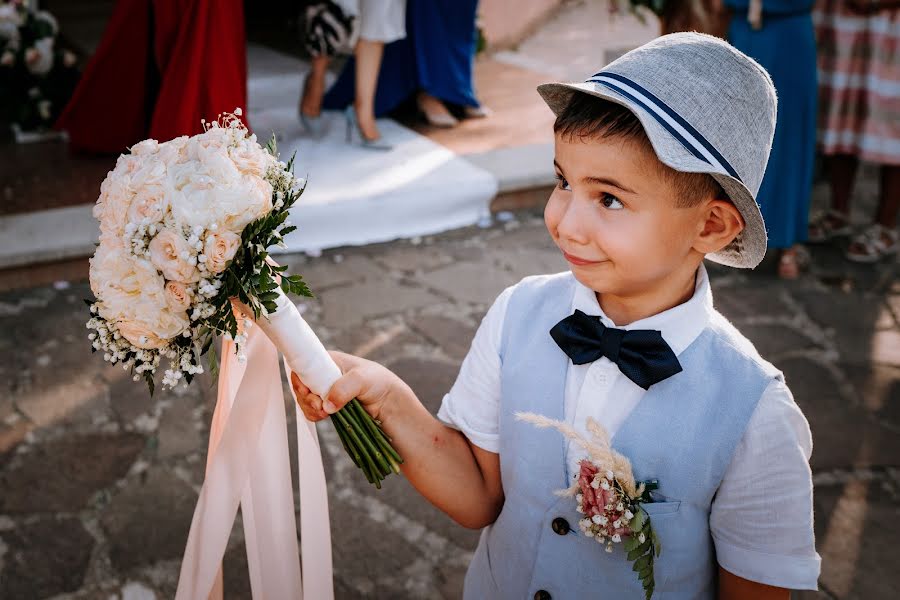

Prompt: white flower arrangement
[86,110,402,487]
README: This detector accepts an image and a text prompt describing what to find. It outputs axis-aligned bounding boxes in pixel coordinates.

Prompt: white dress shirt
[437,266,821,589]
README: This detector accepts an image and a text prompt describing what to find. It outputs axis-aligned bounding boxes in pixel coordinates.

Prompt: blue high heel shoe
[299,73,325,137]
[344,106,393,151]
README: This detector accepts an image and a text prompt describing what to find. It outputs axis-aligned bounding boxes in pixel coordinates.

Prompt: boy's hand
[290,351,405,422]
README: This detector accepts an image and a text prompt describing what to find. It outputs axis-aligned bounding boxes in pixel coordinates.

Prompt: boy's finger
[323,370,363,414]
[290,371,310,397]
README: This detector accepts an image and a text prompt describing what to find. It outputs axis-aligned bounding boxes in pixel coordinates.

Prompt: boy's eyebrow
[553,160,636,194]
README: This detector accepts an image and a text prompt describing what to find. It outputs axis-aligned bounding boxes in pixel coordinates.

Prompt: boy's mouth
[562,251,606,266]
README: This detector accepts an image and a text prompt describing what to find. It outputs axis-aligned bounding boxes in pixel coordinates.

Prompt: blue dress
[322,0,480,116]
[726,0,818,249]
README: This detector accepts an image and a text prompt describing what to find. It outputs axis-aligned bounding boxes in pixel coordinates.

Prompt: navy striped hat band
[586,71,742,183]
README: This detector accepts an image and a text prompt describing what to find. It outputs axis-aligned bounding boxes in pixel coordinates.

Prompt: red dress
[55,0,247,154]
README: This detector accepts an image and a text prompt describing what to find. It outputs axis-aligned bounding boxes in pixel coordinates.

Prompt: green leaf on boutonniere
[630,507,648,532]
[632,554,650,573]
[624,533,643,552]
[627,539,651,560]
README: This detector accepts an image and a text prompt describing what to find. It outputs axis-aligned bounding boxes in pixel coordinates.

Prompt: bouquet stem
[250,289,403,487]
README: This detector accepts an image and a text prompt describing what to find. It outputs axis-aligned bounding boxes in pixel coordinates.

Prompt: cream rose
[116,306,188,349]
[148,228,200,283]
[203,230,241,273]
[126,184,169,225]
[229,139,271,177]
[164,280,192,312]
[94,173,133,238]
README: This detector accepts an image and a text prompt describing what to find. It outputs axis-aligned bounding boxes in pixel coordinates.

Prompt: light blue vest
[464,272,781,599]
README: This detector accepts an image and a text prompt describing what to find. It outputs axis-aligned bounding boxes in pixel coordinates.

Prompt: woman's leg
[354,38,385,141]
[875,165,900,229]
[300,55,330,117]
[828,154,859,215]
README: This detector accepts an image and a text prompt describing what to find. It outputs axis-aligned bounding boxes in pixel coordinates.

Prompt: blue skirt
[728,12,818,249]
[323,0,479,116]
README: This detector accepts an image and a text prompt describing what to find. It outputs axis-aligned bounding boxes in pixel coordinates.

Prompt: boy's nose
[556,198,589,245]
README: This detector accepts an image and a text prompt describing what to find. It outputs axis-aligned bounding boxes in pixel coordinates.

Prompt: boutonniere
[516,413,661,599]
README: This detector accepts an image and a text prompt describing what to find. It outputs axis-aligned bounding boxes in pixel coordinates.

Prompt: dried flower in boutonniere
[516,412,661,599]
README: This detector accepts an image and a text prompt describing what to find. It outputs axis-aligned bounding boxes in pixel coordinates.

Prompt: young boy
[293,33,820,598]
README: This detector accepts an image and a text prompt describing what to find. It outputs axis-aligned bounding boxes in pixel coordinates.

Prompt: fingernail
[323,401,337,414]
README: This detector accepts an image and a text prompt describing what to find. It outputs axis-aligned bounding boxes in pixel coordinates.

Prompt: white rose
[90,244,166,318]
[203,230,241,273]
[116,306,188,349]
[219,175,273,233]
[129,155,166,191]
[130,139,159,156]
[148,228,200,283]
[126,184,168,225]
[164,281,192,312]
[94,173,133,238]
[24,37,53,75]
[229,139,271,177]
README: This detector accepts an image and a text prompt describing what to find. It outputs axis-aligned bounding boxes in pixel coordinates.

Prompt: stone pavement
[1,179,898,598]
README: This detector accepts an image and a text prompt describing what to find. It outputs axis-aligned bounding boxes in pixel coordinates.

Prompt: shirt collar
[570,264,713,356]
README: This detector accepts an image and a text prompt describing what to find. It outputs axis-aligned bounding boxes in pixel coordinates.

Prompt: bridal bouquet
[86,110,401,487]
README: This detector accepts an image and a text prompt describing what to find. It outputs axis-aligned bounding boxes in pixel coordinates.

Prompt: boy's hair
[553,94,726,208]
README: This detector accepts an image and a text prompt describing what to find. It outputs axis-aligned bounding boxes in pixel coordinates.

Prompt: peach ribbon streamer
[175,324,334,600]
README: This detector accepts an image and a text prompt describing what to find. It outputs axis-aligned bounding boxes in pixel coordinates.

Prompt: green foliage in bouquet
[0,1,80,131]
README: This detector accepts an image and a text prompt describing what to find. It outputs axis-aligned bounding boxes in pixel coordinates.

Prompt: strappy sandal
[845,224,899,263]
[777,245,810,280]
[808,210,852,243]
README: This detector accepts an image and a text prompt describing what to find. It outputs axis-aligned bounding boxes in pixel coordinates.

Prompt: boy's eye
[555,174,571,191]
[600,193,624,210]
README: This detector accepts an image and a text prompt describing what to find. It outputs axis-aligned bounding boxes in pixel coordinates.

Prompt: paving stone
[0,432,145,513]
[494,247,568,282]
[408,315,477,361]
[222,542,252,600]
[327,495,438,599]
[0,419,31,456]
[316,279,443,328]
[712,284,795,321]
[778,357,898,472]
[108,370,159,426]
[290,254,383,291]
[418,261,518,306]
[374,245,455,273]
[156,397,203,460]
[101,468,197,573]
[384,357,461,414]
[813,479,900,599]
[486,222,557,252]
[0,517,95,599]
[328,322,426,363]
[789,287,900,366]
[14,369,108,428]
[841,363,900,431]
[740,324,824,358]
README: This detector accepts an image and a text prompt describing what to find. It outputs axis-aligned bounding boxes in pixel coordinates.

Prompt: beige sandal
[777,246,810,279]
[846,224,899,263]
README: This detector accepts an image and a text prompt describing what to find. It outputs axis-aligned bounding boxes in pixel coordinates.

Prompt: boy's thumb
[323,370,361,414]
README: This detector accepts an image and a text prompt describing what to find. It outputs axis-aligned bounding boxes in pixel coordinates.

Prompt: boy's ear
[694,199,745,255]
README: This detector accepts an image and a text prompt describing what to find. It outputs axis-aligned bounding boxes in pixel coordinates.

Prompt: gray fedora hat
[537,32,777,269]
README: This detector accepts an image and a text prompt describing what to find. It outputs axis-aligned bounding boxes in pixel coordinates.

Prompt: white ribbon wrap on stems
[176,288,336,600]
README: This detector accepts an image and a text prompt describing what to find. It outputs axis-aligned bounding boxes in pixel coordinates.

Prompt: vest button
[551,517,570,535]
[534,591,552,600]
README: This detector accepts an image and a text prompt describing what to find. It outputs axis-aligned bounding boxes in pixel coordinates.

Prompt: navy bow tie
[550,309,682,390]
